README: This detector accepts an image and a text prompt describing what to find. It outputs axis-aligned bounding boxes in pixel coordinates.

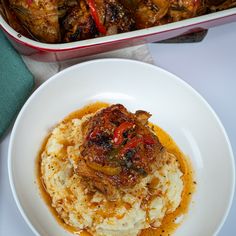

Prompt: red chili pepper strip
[121,135,155,155]
[87,0,107,34]
[113,122,134,145]
[121,137,143,155]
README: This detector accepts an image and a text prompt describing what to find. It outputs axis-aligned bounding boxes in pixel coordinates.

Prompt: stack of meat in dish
[1,0,236,42]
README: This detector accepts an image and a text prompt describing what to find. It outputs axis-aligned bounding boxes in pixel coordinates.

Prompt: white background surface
[1,21,236,236]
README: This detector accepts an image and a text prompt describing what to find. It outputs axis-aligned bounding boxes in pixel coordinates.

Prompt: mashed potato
[41,112,184,236]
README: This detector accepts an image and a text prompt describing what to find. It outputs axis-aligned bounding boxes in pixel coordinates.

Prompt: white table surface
[1,22,236,236]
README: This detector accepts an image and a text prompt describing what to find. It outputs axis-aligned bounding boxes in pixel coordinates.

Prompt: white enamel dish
[1,8,236,61]
[8,59,235,236]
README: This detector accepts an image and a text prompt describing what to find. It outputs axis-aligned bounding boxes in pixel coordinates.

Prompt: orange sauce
[36,102,195,236]
[36,102,108,236]
[140,124,195,236]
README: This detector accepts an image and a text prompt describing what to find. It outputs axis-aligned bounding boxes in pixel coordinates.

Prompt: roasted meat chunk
[63,0,135,41]
[63,1,98,42]
[168,0,202,22]
[101,0,135,35]
[77,104,165,200]
[9,0,60,43]
[134,0,203,29]
[135,0,170,29]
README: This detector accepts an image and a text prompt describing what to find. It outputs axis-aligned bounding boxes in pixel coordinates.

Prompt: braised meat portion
[63,1,98,42]
[77,104,164,200]
[168,0,202,22]
[62,0,135,41]
[8,0,60,43]
[135,0,170,29]
[100,0,135,35]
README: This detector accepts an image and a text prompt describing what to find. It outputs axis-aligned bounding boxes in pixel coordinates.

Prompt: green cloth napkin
[0,30,34,138]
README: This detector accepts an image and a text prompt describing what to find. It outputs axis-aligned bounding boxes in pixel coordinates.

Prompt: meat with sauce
[77,104,165,200]
[63,0,135,42]
[8,0,61,43]
[63,0,98,42]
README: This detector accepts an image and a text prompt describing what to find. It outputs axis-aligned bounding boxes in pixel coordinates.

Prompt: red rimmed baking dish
[1,8,236,62]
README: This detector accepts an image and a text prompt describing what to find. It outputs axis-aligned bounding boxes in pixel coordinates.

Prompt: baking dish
[1,7,236,62]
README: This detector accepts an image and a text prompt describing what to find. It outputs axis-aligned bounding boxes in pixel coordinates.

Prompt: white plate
[8,59,235,236]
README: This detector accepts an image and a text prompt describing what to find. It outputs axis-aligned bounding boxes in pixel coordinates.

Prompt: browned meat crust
[8,0,60,43]
[102,0,135,34]
[63,1,98,42]
[77,104,164,200]
[62,0,135,41]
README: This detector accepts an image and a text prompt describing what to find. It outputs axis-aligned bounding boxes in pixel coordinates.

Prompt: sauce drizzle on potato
[36,102,195,236]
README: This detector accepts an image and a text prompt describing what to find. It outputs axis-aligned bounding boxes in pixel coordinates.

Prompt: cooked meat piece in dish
[9,0,60,43]
[63,0,98,42]
[77,104,165,200]
[168,0,202,22]
[134,0,203,29]
[135,0,170,29]
[100,0,135,35]
[63,0,135,41]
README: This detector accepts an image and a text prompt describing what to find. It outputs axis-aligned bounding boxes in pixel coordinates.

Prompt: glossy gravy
[36,102,195,236]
